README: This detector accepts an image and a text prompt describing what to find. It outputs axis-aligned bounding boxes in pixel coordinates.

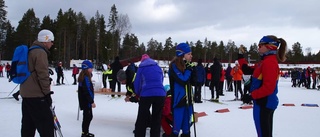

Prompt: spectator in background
[210,57,221,101]
[305,66,312,89]
[0,64,3,77]
[204,63,211,87]
[225,63,233,91]
[219,66,225,96]
[72,64,79,85]
[5,62,11,79]
[291,68,298,87]
[56,62,64,85]
[231,61,243,100]
[110,56,123,97]
[194,59,205,103]
[311,68,317,89]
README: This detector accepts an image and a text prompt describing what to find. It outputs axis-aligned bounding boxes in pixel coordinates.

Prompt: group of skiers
[289,66,319,89]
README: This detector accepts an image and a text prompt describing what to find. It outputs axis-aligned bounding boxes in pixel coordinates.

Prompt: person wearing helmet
[20,29,55,137]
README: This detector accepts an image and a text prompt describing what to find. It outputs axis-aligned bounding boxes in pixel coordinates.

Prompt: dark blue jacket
[196,64,205,84]
[134,58,166,97]
[225,66,232,79]
[78,76,94,110]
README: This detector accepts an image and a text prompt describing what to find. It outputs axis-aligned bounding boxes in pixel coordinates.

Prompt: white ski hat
[38,29,54,42]
[235,60,239,65]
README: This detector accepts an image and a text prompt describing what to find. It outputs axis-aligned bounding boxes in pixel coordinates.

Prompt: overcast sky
[5,0,320,53]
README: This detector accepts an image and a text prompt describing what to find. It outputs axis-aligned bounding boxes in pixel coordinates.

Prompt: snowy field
[1,68,320,137]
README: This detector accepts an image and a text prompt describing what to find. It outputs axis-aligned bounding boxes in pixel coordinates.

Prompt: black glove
[44,91,54,106]
[242,93,252,104]
[129,96,139,103]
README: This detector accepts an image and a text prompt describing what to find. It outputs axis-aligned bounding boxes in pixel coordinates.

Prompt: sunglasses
[258,44,267,48]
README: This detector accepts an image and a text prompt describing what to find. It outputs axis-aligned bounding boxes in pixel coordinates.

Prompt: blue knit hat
[81,60,93,70]
[176,43,191,57]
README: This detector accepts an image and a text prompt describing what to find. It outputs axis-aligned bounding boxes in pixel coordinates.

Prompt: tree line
[1,1,320,68]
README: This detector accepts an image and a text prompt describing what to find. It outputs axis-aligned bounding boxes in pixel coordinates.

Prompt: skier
[169,43,194,137]
[78,60,96,137]
[241,35,287,137]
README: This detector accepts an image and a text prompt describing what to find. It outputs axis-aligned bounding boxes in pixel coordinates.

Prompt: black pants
[135,96,165,137]
[72,74,77,84]
[306,77,311,89]
[218,80,224,95]
[56,74,64,84]
[21,98,54,137]
[234,80,243,98]
[110,79,121,97]
[259,107,275,137]
[226,77,233,91]
[194,83,203,102]
[210,80,219,99]
[243,84,250,95]
[102,74,108,88]
[82,107,93,134]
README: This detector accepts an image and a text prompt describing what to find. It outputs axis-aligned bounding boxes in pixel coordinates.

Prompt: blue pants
[172,106,193,135]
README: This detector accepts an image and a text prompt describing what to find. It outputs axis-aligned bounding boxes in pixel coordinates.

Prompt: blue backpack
[10,45,43,84]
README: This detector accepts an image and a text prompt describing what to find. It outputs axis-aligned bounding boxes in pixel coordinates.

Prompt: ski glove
[44,91,54,106]
[186,62,195,71]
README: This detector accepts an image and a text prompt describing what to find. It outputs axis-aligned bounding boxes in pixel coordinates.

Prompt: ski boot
[81,132,94,137]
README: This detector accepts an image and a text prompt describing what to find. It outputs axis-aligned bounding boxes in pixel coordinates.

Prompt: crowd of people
[4,29,309,137]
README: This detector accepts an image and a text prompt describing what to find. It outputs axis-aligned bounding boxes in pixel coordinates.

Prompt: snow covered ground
[1,68,320,137]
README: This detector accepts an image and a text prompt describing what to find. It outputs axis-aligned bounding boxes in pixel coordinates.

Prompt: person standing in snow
[241,35,287,137]
[56,62,64,85]
[169,43,194,137]
[231,61,243,100]
[20,29,55,137]
[5,62,11,79]
[72,64,79,85]
[194,59,205,103]
[78,60,96,137]
[110,56,123,97]
[209,57,221,101]
[133,54,166,137]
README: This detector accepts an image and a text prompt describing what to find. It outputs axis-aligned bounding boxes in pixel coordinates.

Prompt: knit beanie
[176,43,191,57]
[141,54,150,61]
[81,60,93,70]
[117,69,126,82]
[38,29,54,42]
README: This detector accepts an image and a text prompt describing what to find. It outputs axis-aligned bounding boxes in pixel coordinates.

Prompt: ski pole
[7,84,19,97]
[77,105,80,120]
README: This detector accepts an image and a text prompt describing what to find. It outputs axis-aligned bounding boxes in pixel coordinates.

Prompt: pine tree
[0,0,6,61]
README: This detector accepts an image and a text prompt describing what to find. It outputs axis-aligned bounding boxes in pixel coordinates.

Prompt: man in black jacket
[210,57,221,101]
